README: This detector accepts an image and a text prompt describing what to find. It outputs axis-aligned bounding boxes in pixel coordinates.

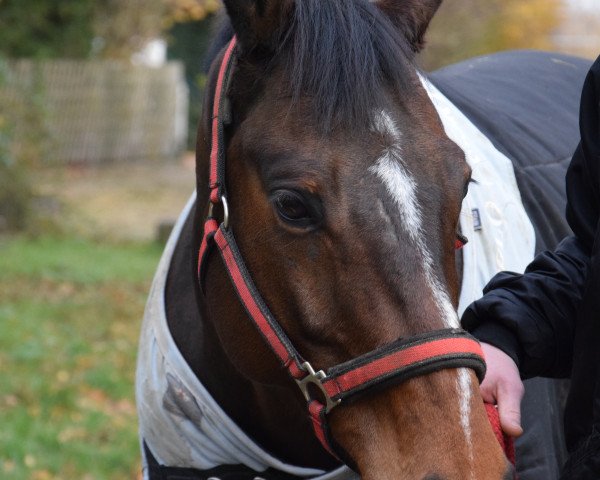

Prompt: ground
[33,154,196,241]
[0,156,194,479]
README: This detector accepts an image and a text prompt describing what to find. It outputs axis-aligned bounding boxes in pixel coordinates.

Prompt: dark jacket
[462,56,600,479]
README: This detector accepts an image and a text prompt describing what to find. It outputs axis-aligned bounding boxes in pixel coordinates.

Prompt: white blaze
[369,110,458,329]
[458,369,475,477]
[369,110,474,472]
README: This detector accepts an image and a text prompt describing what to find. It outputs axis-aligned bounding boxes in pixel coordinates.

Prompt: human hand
[480,342,525,437]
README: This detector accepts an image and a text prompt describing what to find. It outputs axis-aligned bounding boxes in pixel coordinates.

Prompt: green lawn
[0,235,163,479]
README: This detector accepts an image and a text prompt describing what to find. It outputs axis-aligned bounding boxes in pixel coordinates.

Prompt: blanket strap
[144,443,302,480]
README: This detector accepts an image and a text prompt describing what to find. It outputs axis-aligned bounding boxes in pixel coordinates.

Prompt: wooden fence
[2,59,189,164]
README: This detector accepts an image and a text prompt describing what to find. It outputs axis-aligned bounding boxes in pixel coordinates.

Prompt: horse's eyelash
[469,178,479,185]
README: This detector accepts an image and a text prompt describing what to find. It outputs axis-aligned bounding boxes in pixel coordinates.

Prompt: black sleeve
[462,236,589,378]
[462,56,600,379]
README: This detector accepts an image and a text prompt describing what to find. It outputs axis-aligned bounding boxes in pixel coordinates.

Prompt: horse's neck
[165,205,338,470]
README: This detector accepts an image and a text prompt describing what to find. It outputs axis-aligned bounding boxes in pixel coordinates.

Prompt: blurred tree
[0,1,96,58]
[93,0,220,59]
[488,0,560,51]
[0,0,220,60]
[93,0,166,59]
[163,0,221,148]
[0,56,33,231]
[168,20,215,149]
[420,0,560,70]
[164,0,221,24]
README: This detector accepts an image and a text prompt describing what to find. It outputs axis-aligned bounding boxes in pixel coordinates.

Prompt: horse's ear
[375,0,442,54]
[223,0,293,52]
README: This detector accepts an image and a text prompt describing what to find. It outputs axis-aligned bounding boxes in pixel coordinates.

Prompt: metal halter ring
[208,195,230,229]
[295,362,341,414]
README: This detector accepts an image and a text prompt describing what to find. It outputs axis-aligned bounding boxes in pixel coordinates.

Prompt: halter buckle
[296,362,341,414]
[207,195,230,229]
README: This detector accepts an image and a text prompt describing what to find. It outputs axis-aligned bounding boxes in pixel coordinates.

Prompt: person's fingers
[496,378,524,437]
[480,342,525,437]
[479,377,497,405]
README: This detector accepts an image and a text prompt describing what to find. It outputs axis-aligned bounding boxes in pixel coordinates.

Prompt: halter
[197,37,486,459]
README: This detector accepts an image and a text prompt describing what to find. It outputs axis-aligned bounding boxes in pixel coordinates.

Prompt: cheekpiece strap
[214,225,306,378]
[209,37,237,204]
[199,37,237,282]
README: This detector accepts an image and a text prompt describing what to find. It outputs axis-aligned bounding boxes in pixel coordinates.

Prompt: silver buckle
[207,195,230,229]
[295,362,341,414]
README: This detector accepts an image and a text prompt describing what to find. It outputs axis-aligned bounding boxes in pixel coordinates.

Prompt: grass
[0,234,163,479]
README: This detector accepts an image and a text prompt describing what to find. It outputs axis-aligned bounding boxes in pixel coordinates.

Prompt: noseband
[197,37,486,460]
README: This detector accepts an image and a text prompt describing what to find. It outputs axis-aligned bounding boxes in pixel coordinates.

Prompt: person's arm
[461,232,589,437]
[462,233,590,378]
[462,55,600,434]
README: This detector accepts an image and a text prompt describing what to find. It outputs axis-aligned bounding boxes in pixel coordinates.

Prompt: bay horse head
[194,0,513,478]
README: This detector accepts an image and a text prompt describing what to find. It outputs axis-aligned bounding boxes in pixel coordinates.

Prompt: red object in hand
[485,403,516,468]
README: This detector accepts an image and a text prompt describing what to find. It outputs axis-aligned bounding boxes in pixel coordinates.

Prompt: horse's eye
[271,190,317,227]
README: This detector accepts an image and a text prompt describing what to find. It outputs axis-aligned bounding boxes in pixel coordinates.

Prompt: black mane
[282,0,414,130]
[206,0,415,131]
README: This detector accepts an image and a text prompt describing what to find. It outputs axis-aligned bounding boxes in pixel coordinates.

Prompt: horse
[135,1,591,478]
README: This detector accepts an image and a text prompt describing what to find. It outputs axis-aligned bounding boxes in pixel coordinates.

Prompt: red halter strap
[198,37,487,459]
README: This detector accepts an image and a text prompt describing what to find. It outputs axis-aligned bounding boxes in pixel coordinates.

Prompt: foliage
[487,0,560,51]
[0,56,35,232]
[167,18,214,149]
[93,0,220,60]
[420,0,560,70]
[0,0,220,60]
[0,235,162,479]
[164,0,221,24]
[0,160,32,232]
[0,1,96,59]
[93,0,167,60]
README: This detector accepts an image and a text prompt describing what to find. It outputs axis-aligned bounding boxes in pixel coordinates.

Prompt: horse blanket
[431,50,591,480]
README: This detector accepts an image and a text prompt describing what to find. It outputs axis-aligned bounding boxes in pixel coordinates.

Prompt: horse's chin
[328,370,511,480]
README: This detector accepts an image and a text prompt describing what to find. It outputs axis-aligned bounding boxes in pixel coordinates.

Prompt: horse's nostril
[422,475,444,480]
